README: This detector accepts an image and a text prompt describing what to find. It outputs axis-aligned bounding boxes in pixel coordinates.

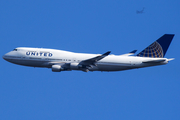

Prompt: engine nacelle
[70,63,79,70]
[52,65,62,72]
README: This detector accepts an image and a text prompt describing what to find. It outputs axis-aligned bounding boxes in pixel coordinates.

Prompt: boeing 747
[3,34,175,72]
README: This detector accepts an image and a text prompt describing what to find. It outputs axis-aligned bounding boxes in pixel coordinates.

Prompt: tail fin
[137,34,174,58]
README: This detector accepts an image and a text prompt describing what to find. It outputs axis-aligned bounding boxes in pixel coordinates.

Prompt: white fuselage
[3,47,168,72]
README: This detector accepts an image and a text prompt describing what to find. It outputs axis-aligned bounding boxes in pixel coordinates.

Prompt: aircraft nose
[2,54,7,60]
[2,52,12,61]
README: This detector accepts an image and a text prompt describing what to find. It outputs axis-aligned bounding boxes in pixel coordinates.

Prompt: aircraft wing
[47,51,111,72]
[119,50,137,56]
[79,51,111,66]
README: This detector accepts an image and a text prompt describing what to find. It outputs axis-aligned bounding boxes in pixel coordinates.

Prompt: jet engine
[70,63,79,70]
[52,65,62,72]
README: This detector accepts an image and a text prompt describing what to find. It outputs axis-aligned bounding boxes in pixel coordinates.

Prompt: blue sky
[0,0,180,120]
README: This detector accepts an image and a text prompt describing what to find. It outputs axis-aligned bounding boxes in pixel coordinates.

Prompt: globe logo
[137,41,164,58]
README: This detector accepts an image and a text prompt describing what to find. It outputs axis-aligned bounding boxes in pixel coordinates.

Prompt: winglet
[130,50,137,54]
[103,51,111,56]
[120,50,137,56]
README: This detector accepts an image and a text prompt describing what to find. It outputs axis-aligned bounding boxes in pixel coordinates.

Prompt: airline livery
[3,34,175,72]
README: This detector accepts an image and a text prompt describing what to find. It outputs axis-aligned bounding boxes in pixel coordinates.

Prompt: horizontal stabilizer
[142,58,166,63]
[167,58,175,61]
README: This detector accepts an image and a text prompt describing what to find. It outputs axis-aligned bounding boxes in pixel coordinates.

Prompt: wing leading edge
[78,51,111,71]
[79,51,111,66]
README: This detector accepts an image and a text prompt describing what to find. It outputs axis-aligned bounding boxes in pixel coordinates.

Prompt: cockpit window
[13,49,17,51]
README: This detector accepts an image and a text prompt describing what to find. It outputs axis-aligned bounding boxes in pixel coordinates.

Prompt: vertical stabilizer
[137,34,174,58]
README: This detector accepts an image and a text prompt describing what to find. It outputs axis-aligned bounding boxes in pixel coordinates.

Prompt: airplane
[3,34,174,72]
[136,7,145,14]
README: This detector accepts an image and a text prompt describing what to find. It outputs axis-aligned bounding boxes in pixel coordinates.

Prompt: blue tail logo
[137,34,174,58]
